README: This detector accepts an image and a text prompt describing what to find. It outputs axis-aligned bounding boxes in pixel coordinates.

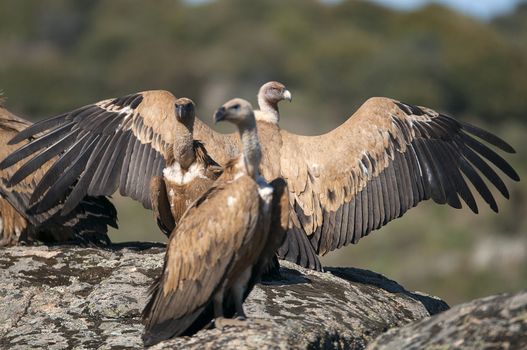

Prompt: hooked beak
[213,107,227,124]
[283,89,292,102]
[176,103,194,121]
[175,105,184,119]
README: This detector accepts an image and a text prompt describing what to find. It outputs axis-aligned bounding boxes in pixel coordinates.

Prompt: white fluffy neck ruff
[257,96,279,124]
[163,161,205,185]
[254,109,279,124]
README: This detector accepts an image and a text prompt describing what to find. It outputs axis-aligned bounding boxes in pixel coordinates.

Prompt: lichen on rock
[0,243,448,349]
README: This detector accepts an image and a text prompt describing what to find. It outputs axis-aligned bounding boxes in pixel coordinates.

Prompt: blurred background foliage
[0,0,525,305]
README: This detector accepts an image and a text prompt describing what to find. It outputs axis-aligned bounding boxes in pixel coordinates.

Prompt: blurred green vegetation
[0,0,525,305]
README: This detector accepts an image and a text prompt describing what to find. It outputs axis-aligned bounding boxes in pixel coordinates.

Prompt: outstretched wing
[280,97,519,258]
[0,107,117,245]
[193,118,240,166]
[0,90,181,214]
[142,175,260,345]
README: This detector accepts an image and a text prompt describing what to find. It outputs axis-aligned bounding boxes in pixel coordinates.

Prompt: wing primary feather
[321,209,336,254]
[414,139,446,205]
[296,226,310,268]
[132,142,148,200]
[89,131,125,193]
[124,139,141,199]
[29,132,91,203]
[287,226,301,265]
[419,121,443,139]
[138,144,154,204]
[461,133,519,181]
[407,144,428,201]
[459,120,516,153]
[7,131,77,186]
[140,147,156,205]
[342,195,354,245]
[378,171,391,224]
[32,136,100,213]
[71,105,107,122]
[366,182,374,234]
[101,112,129,134]
[454,138,510,199]
[337,202,350,249]
[100,131,131,190]
[398,151,414,210]
[333,205,344,249]
[90,111,126,133]
[353,189,363,244]
[134,142,150,201]
[403,147,422,205]
[77,110,114,131]
[458,156,498,212]
[392,152,410,212]
[7,113,69,145]
[64,136,114,214]
[119,132,136,196]
[371,176,382,229]
[441,143,479,213]
[430,140,462,209]
[0,121,74,169]
[386,163,400,219]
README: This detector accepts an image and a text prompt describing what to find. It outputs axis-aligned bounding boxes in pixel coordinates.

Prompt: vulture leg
[149,176,175,236]
[231,266,252,320]
[213,289,225,320]
[232,286,247,320]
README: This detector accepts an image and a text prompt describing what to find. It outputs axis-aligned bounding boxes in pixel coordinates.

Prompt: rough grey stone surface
[0,243,448,349]
[367,290,527,350]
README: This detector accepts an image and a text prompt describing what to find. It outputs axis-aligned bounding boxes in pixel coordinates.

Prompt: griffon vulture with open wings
[194,82,520,270]
[141,99,288,345]
[0,82,520,270]
[0,91,221,237]
[0,102,117,246]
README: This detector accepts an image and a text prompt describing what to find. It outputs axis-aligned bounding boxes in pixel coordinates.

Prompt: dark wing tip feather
[460,120,516,154]
[279,224,323,271]
[462,133,520,182]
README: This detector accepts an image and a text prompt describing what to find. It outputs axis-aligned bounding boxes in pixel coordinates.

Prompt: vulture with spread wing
[194,82,520,270]
[142,99,288,345]
[0,103,117,246]
[0,91,221,237]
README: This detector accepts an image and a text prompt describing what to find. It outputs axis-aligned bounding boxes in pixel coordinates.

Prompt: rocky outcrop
[367,289,527,350]
[0,243,448,349]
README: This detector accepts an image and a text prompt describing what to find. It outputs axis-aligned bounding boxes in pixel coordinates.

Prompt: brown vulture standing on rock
[142,98,288,345]
[0,82,520,270]
[0,100,117,246]
[0,91,221,237]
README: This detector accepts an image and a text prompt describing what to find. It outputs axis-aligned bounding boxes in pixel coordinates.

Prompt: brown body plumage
[0,104,117,246]
[0,92,221,237]
[141,98,287,345]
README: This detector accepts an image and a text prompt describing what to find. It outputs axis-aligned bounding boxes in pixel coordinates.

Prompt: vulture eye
[231,104,240,110]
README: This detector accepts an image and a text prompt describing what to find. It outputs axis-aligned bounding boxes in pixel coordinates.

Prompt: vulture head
[213,98,255,127]
[258,81,292,106]
[256,81,292,124]
[214,98,261,178]
[174,97,196,125]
